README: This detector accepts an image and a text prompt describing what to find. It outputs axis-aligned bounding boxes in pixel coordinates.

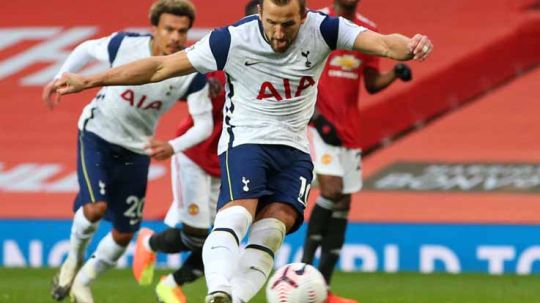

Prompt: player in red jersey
[133,71,226,303]
[302,1,412,303]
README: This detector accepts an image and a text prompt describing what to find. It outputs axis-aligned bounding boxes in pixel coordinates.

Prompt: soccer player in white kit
[132,71,225,303]
[42,1,214,302]
[50,0,433,302]
[133,5,260,303]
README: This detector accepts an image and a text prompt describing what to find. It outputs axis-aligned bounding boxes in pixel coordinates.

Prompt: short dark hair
[245,0,259,16]
[149,0,196,28]
[259,0,306,16]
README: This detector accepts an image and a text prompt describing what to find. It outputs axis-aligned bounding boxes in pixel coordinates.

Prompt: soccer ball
[266,263,328,303]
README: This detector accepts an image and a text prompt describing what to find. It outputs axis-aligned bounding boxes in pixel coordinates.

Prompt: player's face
[260,0,306,53]
[152,13,191,55]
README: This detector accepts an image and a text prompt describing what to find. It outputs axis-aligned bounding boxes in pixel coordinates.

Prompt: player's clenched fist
[408,34,433,61]
[42,79,62,110]
[144,138,175,161]
[42,73,87,110]
[54,72,87,95]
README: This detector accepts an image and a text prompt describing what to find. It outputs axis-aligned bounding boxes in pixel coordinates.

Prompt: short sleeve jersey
[185,12,366,154]
[175,71,226,177]
[316,7,380,148]
[77,32,211,154]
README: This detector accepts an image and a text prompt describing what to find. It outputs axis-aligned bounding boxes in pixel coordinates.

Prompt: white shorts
[164,152,220,229]
[308,127,362,194]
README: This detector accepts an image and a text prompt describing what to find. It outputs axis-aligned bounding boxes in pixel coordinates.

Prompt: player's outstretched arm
[353,30,433,61]
[43,38,110,110]
[53,51,197,95]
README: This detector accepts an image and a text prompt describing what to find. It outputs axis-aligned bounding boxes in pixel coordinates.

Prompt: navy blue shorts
[218,144,314,234]
[74,131,150,233]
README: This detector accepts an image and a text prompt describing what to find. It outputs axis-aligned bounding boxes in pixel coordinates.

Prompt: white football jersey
[74,32,211,154]
[186,11,365,154]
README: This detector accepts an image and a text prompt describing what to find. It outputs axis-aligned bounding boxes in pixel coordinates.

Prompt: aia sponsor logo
[120,89,163,111]
[257,76,315,101]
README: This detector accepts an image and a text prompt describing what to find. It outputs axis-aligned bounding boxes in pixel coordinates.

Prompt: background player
[48,0,433,302]
[42,0,214,302]
[132,71,225,303]
[244,0,260,15]
[301,1,412,302]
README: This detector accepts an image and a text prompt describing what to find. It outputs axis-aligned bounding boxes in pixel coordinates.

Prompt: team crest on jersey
[301,50,312,68]
[330,55,362,71]
[188,203,199,215]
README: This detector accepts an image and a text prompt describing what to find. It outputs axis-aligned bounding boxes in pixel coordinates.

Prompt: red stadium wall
[0,0,539,221]
[357,16,540,150]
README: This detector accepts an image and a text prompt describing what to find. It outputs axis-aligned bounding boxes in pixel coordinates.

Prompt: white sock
[232,218,286,303]
[203,206,253,296]
[316,196,335,210]
[160,274,177,287]
[76,232,127,286]
[68,207,99,263]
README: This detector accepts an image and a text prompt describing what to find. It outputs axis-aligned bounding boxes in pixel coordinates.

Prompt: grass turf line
[1,268,540,302]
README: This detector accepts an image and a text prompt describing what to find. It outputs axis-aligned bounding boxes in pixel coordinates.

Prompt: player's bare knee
[319,181,344,202]
[318,175,344,201]
[111,229,133,246]
[82,201,107,222]
[333,194,351,211]
[256,203,297,233]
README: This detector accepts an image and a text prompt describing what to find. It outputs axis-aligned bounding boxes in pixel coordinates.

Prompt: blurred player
[133,3,259,303]
[244,0,259,15]
[132,71,225,303]
[49,0,433,302]
[301,1,412,302]
[42,1,214,302]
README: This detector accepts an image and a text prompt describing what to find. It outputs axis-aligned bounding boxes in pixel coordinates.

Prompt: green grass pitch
[1,268,540,302]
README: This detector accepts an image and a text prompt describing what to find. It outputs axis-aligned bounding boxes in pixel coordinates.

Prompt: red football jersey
[175,71,225,177]
[316,7,380,148]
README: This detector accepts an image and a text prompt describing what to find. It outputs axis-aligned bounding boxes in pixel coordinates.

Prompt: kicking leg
[203,202,254,302]
[231,203,295,303]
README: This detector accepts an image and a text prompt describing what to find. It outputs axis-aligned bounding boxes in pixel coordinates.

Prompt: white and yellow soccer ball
[266,263,328,303]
